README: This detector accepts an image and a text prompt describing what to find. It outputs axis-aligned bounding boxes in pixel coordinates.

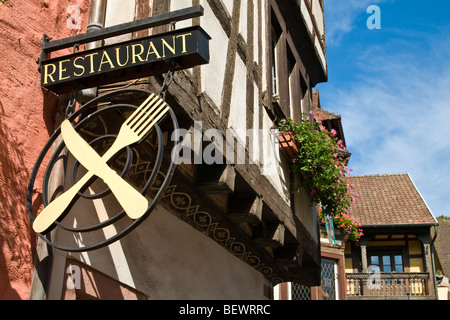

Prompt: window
[369,253,404,273]
[291,283,311,300]
[369,252,404,284]
[271,17,282,100]
[271,28,279,98]
[321,259,339,300]
[270,7,308,121]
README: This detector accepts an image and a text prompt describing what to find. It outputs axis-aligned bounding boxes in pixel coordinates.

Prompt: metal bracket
[37,34,52,73]
[37,5,204,70]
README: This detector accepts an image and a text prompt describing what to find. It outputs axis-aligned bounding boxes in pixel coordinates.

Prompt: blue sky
[316,0,450,218]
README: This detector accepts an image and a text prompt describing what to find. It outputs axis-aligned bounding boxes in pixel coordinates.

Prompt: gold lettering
[98,51,115,71]
[59,59,71,81]
[43,63,57,84]
[73,56,85,77]
[176,33,192,53]
[132,44,145,63]
[116,46,130,67]
[161,36,176,57]
[145,41,161,60]
[85,52,99,73]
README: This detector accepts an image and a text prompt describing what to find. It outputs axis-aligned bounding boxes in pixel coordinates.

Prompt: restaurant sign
[41,26,210,94]
[28,6,210,251]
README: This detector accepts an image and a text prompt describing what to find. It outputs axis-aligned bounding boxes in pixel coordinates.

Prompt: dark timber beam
[275,244,303,268]
[228,195,263,224]
[253,222,285,248]
[196,164,236,194]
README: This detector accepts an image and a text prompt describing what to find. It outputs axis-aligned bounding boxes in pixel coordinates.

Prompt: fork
[33,94,170,234]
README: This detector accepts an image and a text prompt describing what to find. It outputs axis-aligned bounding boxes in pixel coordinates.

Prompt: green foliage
[279,114,363,241]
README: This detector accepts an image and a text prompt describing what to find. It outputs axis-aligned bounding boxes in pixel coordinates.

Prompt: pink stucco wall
[0,0,90,300]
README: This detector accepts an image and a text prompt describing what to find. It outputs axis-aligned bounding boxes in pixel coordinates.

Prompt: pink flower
[330,129,337,137]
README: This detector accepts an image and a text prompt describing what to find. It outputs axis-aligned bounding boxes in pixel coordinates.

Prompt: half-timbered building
[1,0,329,300]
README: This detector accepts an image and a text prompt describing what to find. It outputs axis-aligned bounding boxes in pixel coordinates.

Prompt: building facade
[0,0,329,299]
[434,218,450,300]
[274,90,351,300]
[345,174,439,300]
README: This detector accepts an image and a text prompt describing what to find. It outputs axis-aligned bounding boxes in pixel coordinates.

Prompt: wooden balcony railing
[346,272,431,299]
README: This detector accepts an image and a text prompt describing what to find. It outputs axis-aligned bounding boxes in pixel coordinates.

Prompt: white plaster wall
[239,0,247,43]
[253,0,259,65]
[50,155,269,299]
[293,175,319,239]
[249,82,260,164]
[312,0,324,36]
[103,0,136,45]
[57,203,268,299]
[260,111,291,203]
[315,36,326,72]
[300,0,314,36]
[170,0,193,29]
[222,0,233,16]
[228,53,247,145]
[200,0,228,110]
[122,206,268,299]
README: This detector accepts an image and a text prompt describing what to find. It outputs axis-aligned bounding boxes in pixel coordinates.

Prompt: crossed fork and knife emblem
[33,94,170,234]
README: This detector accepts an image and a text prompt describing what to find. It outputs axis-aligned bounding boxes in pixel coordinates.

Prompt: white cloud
[318,19,450,217]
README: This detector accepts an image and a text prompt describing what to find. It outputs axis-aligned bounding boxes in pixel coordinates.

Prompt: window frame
[269,5,307,121]
[368,250,405,273]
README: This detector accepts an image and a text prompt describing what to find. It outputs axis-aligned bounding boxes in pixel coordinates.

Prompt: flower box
[278,130,299,161]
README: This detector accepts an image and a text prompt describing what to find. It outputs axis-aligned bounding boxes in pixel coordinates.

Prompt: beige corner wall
[48,204,269,300]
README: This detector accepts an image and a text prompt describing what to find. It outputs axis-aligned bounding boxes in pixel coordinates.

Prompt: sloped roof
[312,89,341,121]
[348,173,437,227]
[312,89,347,148]
[434,219,450,276]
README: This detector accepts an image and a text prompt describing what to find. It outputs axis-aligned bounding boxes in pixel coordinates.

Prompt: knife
[32,120,149,234]
[60,120,149,219]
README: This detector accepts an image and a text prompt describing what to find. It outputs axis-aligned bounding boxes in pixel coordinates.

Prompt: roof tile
[348,173,437,226]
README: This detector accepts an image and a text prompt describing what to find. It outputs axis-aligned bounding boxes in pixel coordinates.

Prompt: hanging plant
[278,113,363,241]
[318,209,363,242]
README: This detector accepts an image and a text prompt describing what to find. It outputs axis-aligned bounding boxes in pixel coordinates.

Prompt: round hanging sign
[27,88,179,251]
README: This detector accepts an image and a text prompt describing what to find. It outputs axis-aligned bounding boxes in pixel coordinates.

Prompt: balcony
[346,272,434,300]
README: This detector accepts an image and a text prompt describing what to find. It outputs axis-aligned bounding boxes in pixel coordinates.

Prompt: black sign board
[41,26,210,94]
